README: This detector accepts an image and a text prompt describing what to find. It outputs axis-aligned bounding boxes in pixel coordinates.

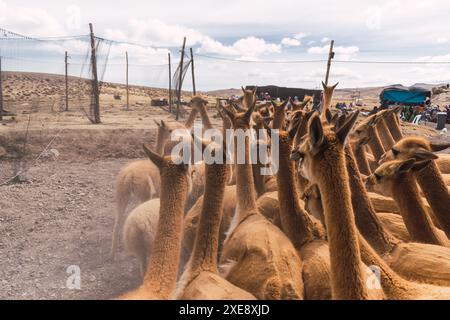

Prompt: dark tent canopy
[246,85,322,105]
[380,85,431,106]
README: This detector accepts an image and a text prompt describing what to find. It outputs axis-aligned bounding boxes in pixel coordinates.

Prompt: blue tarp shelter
[380,85,431,106]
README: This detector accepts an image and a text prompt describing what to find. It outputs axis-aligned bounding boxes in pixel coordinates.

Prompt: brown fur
[294,113,371,300]
[359,234,450,299]
[381,137,450,238]
[384,107,404,142]
[303,175,450,287]
[367,160,449,247]
[110,160,160,260]
[277,130,331,300]
[181,187,283,270]
[356,115,386,162]
[177,142,255,300]
[376,110,396,150]
[181,185,237,270]
[320,82,338,121]
[110,97,205,260]
[350,137,372,176]
[271,100,289,130]
[377,212,411,243]
[301,184,325,225]
[437,154,450,174]
[344,144,398,254]
[123,199,160,276]
[119,147,190,300]
[219,102,304,300]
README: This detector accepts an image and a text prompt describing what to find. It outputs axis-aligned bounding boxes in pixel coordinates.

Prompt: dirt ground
[0,158,142,300]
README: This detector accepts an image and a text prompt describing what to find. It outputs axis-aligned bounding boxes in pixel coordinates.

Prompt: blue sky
[1,0,450,90]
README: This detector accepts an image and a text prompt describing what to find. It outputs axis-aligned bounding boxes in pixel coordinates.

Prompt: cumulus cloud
[308,45,360,61]
[321,37,330,43]
[105,18,205,47]
[437,37,449,44]
[106,18,282,59]
[294,32,308,40]
[281,37,301,47]
[199,36,281,59]
[0,0,65,36]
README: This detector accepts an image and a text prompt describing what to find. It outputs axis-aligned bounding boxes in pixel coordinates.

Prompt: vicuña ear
[336,111,359,144]
[330,113,339,126]
[154,120,161,128]
[143,144,163,168]
[281,98,290,109]
[430,142,450,152]
[332,82,339,90]
[412,160,432,172]
[325,109,333,124]
[271,100,278,108]
[241,86,246,94]
[244,101,257,123]
[161,120,167,128]
[252,87,258,95]
[397,159,416,174]
[336,114,347,131]
[309,115,325,153]
[321,81,327,90]
[413,148,439,161]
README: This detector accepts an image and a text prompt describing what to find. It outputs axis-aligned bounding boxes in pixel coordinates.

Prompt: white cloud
[106,18,282,59]
[417,53,450,63]
[294,32,308,40]
[437,37,449,44]
[199,36,281,59]
[105,18,205,47]
[0,0,65,36]
[321,37,330,43]
[308,45,360,61]
[281,37,301,47]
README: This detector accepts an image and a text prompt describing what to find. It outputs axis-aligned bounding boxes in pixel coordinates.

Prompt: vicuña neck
[190,163,228,274]
[234,132,258,219]
[415,162,450,238]
[185,108,199,129]
[318,148,369,300]
[141,173,187,298]
[156,133,166,156]
[345,145,397,254]
[272,109,285,130]
[392,173,446,246]
[358,233,411,299]
[277,140,324,248]
[377,120,396,150]
[351,143,372,176]
[385,114,403,141]
[197,105,213,130]
[368,127,386,161]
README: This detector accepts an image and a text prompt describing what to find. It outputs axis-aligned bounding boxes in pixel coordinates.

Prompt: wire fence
[1,26,450,118]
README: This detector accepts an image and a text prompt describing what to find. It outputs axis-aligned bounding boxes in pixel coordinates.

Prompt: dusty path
[0,159,142,300]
